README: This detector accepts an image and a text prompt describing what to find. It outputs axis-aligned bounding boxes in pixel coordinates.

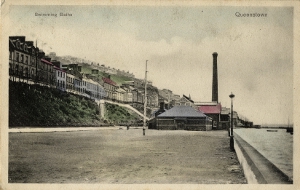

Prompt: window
[25,56,28,64]
[20,54,24,63]
[16,53,19,62]
[20,66,23,77]
[15,65,19,74]
[25,68,28,78]
[31,69,34,78]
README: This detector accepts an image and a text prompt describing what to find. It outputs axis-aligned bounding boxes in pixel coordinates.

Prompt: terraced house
[9,36,40,84]
[9,36,108,102]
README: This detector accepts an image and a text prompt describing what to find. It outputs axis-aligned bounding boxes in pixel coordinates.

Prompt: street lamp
[143,60,148,136]
[229,92,235,151]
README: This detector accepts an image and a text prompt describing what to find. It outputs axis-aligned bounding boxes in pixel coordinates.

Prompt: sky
[6,4,294,125]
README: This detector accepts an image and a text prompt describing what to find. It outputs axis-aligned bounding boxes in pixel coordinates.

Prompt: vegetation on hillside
[9,82,101,127]
[104,103,142,125]
[9,81,140,127]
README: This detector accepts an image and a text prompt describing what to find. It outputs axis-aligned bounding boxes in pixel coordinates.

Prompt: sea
[234,128,293,180]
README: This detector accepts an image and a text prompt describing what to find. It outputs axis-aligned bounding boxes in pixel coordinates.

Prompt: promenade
[9,127,246,184]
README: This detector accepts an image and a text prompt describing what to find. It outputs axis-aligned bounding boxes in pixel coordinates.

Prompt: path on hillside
[101,100,151,120]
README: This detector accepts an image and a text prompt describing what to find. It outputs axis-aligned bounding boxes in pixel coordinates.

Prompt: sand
[9,128,246,184]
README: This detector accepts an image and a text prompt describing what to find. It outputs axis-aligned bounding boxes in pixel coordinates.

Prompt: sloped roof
[157,105,207,118]
[102,77,116,86]
[41,58,54,66]
[198,103,221,114]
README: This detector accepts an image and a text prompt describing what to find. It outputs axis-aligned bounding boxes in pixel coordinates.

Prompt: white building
[54,66,66,91]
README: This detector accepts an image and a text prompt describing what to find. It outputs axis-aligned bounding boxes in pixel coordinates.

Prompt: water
[234,128,293,180]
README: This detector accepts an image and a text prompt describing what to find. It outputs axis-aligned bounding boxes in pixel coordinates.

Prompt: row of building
[49,52,135,78]
[8,36,195,111]
[9,35,250,130]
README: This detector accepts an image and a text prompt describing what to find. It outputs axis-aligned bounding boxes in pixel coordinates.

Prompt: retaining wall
[234,132,293,184]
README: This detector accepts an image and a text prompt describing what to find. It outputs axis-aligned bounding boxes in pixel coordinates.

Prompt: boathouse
[153,105,212,131]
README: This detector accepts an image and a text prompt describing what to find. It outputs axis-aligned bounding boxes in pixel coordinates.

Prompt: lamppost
[229,92,235,151]
[143,60,148,136]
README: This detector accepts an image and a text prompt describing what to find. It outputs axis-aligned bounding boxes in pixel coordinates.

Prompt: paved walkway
[97,99,150,120]
[9,126,143,133]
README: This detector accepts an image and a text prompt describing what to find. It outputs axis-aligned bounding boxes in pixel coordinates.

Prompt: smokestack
[212,52,218,102]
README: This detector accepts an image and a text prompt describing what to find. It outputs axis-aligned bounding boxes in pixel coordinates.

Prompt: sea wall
[234,132,292,184]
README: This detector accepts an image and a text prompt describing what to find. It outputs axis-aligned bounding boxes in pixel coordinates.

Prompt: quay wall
[234,132,292,184]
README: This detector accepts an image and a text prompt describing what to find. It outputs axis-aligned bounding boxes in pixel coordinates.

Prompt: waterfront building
[220,107,230,130]
[176,94,195,108]
[120,85,133,103]
[53,64,66,91]
[150,105,212,131]
[66,73,75,93]
[158,89,173,108]
[115,87,126,102]
[9,36,39,84]
[83,77,106,100]
[197,102,222,130]
[131,88,144,108]
[146,85,159,108]
[39,57,55,87]
[102,76,117,100]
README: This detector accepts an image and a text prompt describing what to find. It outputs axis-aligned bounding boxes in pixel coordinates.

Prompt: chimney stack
[212,52,218,102]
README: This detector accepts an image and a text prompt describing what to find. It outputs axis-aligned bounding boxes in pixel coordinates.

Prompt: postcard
[1,0,299,190]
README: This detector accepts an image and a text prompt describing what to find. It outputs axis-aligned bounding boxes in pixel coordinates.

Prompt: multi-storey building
[176,94,195,108]
[9,36,39,84]
[102,77,117,100]
[54,66,66,91]
[84,77,106,100]
[115,87,126,102]
[52,60,66,91]
[66,73,75,93]
[39,57,55,87]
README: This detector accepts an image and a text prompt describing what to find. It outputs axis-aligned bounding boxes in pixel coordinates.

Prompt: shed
[155,105,212,131]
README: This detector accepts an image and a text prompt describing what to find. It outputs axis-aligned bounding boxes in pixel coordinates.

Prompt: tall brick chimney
[212,52,218,102]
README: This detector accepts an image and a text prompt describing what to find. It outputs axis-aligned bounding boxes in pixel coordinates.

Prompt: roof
[53,66,66,72]
[41,58,54,66]
[198,103,221,114]
[157,105,207,118]
[182,94,194,103]
[102,77,116,86]
[194,101,218,106]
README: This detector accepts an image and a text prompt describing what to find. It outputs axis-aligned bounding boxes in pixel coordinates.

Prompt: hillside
[49,55,134,86]
[9,81,140,127]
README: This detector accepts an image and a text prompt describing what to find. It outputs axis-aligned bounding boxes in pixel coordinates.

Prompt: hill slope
[9,81,139,127]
